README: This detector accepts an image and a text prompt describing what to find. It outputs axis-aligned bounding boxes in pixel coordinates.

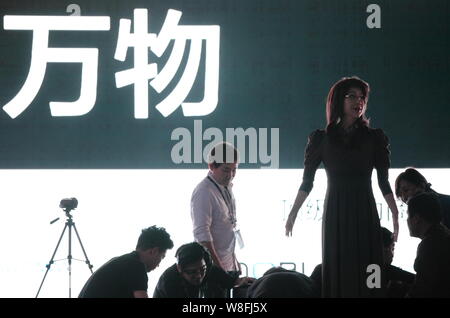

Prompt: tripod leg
[36,223,68,298]
[68,220,72,298]
[72,223,94,274]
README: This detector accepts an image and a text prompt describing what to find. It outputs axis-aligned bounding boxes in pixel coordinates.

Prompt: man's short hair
[407,193,442,224]
[208,142,239,168]
[175,242,211,268]
[381,227,394,247]
[136,226,174,251]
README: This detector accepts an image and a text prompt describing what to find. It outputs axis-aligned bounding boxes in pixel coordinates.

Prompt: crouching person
[153,242,254,298]
[79,226,173,298]
[406,193,450,297]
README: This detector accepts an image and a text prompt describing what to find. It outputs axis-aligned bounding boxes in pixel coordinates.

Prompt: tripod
[36,208,94,298]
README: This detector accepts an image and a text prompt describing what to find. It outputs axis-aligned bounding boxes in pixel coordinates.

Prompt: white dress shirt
[190,171,238,271]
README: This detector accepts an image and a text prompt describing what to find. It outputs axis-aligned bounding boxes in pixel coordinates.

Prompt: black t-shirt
[153,264,235,298]
[408,224,450,297]
[78,251,148,298]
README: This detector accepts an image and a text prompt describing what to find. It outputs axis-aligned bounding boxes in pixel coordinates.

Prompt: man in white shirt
[191,142,241,272]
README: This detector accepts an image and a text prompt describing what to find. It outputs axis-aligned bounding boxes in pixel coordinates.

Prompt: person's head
[263,266,291,276]
[326,76,370,127]
[407,193,442,239]
[136,226,174,272]
[395,168,431,203]
[207,142,239,186]
[381,227,395,265]
[175,242,212,286]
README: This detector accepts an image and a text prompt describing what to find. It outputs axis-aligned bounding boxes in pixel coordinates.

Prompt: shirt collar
[207,171,233,189]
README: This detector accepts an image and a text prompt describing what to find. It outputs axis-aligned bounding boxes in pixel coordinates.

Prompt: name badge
[234,229,244,249]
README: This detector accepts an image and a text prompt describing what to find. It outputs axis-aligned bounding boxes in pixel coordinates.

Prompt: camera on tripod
[59,197,78,212]
[37,196,93,298]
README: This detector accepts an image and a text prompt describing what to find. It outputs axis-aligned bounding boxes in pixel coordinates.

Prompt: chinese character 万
[2,15,110,119]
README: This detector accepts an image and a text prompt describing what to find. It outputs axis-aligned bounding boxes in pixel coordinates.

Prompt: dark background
[0,0,448,168]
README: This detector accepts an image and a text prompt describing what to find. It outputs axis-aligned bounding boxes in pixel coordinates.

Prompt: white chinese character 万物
[2,15,110,119]
[114,9,220,118]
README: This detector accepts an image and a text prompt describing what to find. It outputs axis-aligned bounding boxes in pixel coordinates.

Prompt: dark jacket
[153,264,236,298]
[248,269,319,298]
[385,265,415,298]
[436,192,450,229]
[408,224,450,298]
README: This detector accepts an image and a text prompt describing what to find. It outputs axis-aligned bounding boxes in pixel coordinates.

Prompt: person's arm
[200,241,225,270]
[234,276,256,287]
[285,130,323,236]
[133,290,148,298]
[191,186,221,265]
[210,264,255,289]
[384,193,399,242]
[374,129,399,241]
[285,190,309,236]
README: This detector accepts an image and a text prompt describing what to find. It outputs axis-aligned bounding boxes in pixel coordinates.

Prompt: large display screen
[1,0,449,169]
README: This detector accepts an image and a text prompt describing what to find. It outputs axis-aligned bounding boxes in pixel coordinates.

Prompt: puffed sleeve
[374,129,393,195]
[299,130,324,193]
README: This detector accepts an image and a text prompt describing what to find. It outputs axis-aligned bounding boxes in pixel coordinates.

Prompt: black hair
[324,77,371,149]
[395,168,432,199]
[407,193,442,224]
[325,76,370,128]
[175,242,212,268]
[263,266,292,276]
[136,225,174,251]
[208,142,239,168]
[381,227,394,248]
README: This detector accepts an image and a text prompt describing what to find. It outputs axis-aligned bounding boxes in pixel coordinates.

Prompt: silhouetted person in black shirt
[79,226,173,298]
[406,193,450,297]
[153,242,253,298]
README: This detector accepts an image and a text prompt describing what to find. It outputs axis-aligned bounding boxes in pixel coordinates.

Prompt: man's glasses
[345,94,367,102]
[182,265,207,276]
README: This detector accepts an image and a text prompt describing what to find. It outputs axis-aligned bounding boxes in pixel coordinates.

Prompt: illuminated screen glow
[0,168,446,297]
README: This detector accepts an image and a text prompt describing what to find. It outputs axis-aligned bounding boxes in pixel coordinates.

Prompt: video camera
[59,198,78,212]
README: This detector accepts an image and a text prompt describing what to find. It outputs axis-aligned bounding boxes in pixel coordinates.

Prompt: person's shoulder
[192,176,212,195]
[388,264,415,277]
[120,251,140,262]
[102,252,131,267]
[154,264,181,297]
[367,127,387,135]
[429,224,450,237]
[437,192,450,204]
[419,226,449,251]
[114,251,147,273]
[367,127,390,143]
[159,264,179,279]
[418,226,450,265]
[436,224,450,241]
[307,129,326,143]
[310,129,325,137]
